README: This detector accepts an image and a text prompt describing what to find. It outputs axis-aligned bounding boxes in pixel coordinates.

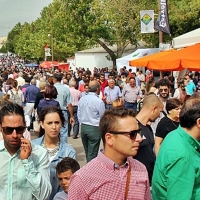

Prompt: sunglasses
[110,128,142,140]
[1,126,26,135]
[159,89,168,92]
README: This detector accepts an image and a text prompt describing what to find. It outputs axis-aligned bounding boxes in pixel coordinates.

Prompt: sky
[0,0,53,36]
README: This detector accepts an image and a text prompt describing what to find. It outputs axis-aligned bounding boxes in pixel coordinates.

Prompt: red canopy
[40,61,59,68]
[58,63,69,71]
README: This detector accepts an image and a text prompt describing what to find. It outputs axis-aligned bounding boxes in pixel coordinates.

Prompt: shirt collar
[0,140,5,151]
[98,149,129,170]
[88,92,99,97]
[178,126,200,153]
[0,140,20,155]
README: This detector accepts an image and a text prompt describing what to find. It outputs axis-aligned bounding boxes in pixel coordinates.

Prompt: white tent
[116,48,159,73]
[172,28,200,49]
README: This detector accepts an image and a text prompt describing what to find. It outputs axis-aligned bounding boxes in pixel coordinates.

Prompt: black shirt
[134,120,155,185]
[155,116,179,139]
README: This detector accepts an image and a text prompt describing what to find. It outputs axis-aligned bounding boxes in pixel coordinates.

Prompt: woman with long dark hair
[31,106,76,200]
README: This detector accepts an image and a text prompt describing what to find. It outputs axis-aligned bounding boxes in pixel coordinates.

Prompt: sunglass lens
[4,127,14,135]
[130,130,138,140]
[16,127,26,134]
[3,127,26,135]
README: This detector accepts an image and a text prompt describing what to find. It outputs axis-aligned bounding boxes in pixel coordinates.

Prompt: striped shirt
[68,150,151,200]
[122,84,142,103]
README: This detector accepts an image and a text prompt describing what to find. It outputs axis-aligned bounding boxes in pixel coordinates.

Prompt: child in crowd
[53,157,80,200]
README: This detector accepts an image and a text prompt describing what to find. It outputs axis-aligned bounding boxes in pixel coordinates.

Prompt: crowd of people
[0,54,200,200]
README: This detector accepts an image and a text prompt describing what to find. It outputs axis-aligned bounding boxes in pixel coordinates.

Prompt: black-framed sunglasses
[1,126,26,135]
[159,88,168,92]
[110,128,142,140]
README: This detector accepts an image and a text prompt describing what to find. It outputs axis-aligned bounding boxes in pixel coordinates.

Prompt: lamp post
[48,33,54,62]
[49,11,54,62]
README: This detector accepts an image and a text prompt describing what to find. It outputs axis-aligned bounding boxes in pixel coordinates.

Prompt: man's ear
[196,118,200,128]
[152,105,156,113]
[105,132,114,146]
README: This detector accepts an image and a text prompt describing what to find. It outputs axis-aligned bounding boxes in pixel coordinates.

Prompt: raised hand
[20,137,32,160]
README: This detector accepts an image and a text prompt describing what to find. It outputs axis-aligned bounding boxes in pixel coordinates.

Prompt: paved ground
[31,130,103,167]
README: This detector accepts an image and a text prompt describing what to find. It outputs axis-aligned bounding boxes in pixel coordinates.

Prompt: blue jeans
[124,101,137,112]
[60,110,68,143]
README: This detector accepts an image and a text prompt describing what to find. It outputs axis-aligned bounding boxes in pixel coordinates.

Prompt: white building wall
[74,52,113,72]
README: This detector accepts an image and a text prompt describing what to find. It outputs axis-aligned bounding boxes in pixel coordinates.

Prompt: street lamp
[49,11,54,62]
[48,33,54,62]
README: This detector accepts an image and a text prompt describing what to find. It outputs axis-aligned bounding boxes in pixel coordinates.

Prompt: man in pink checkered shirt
[68,107,151,200]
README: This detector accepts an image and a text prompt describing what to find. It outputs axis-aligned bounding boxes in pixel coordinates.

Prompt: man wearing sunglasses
[151,79,171,134]
[0,102,51,200]
[134,94,164,186]
[68,107,151,199]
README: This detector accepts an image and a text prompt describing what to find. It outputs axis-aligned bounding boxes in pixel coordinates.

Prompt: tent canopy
[40,61,59,68]
[172,28,200,49]
[129,50,174,67]
[148,43,200,71]
[129,43,200,71]
[116,48,159,72]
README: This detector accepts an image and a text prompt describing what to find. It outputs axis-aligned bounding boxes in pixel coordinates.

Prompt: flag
[154,0,171,35]
[140,10,154,33]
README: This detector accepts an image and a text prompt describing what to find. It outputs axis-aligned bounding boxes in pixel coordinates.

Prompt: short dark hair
[157,79,170,88]
[99,107,136,145]
[44,85,58,99]
[180,95,200,129]
[53,73,63,82]
[55,157,80,174]
[24,76,31,83]
[129,77,135,81]
[84,84,89,88]
[166,98,182,114]
[38,106,65,137]
[0,102,25,125]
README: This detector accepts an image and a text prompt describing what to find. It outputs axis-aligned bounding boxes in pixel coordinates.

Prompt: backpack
[10,89,22,106]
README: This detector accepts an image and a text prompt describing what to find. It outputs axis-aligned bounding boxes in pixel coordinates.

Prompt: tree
[62,0,153,68]
[0,45,7,53]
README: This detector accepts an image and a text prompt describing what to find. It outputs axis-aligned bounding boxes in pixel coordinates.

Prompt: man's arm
[77,104,81,124]
[21,144,52,200]
[166,157,195,199]
[68,103,74,125]
[99,100,106,117]
[68,174,88,199]
[121,85,126,101]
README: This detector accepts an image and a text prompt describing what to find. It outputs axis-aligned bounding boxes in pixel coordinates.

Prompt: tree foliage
[4,0,200,65]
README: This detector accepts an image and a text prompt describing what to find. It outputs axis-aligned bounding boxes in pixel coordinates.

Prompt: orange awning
[129,50,174,67]
[148,43,200,71]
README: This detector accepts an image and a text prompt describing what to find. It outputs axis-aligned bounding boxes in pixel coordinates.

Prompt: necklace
[42,140,60,156]
[168,116,179,128]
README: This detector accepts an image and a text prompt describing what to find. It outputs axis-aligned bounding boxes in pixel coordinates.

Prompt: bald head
[89,80,100,93]
[137,94,164,123]
[31,79,36,85]
[69,80,76,87]
[142,94,163,108]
